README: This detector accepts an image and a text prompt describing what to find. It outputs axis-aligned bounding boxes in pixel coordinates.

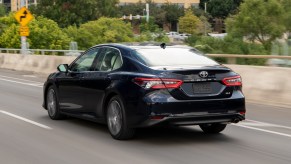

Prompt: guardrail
[206,54,291,65]
[0,48,84,56]
[1,48,291,65]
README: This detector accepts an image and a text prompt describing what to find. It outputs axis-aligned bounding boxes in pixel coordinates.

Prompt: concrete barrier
[227,65,291,107]
[0,53,290,107]
[0,53,76,75]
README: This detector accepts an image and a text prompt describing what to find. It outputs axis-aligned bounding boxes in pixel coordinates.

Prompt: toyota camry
[43,43,245,140]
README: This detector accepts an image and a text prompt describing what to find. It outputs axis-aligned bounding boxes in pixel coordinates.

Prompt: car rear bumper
[136,113,245,127]
[129,90,245,127]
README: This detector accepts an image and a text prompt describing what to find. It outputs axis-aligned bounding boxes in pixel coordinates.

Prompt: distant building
[119,0,200,8]
[0,0,37,11]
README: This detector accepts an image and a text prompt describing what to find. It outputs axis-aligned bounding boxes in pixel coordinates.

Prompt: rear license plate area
[193,82,212,94]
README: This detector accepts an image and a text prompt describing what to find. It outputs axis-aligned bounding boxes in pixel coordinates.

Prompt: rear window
[133,48,218,67]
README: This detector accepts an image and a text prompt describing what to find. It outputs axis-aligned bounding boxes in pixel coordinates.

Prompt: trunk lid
[155,65,236,100]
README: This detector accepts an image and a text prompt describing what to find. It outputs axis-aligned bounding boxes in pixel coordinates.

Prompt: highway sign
[15,7,34,26]
[19,26,30,36]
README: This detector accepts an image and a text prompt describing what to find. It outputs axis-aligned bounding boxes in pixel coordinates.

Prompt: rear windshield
[133,48,218,67]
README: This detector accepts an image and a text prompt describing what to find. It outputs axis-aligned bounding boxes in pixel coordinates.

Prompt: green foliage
[117,1,145,17]
[139,17,159,33]
[118,1,184,31]
[64,17,134,50]
[97,0,119,18]
[161,3,185,25]
[186,35,267,65]
[179,10,204,35]
[226,0,285,50]
[0,15,70,50]
[0,4,7,17]
[0,24,20,48]
[28,16,71,50]
[199,0,242,18]
[0,13,18,35]
[282,0,291,32]
[135,31,169,43]
[31,0,118,27]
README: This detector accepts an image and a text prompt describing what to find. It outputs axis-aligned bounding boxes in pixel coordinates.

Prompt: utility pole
[146,3,149,23]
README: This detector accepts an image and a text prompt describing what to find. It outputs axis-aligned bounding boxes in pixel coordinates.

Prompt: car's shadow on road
[50,117,237,145]
[134,126,237,145]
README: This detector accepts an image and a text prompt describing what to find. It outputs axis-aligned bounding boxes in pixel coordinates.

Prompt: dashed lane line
[0,78,42,88]
[0,75,42,83]
[0,110,52,130]
[233,120,291,139]
[234,124,291,138]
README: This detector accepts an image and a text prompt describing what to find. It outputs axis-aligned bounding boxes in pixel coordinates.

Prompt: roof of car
[97,42,193,50]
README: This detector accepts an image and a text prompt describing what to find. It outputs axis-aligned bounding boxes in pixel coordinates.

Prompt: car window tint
[71,48,99,72]
[98,48,122,72]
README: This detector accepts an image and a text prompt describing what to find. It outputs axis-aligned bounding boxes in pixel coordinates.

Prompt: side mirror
[57,64,69,73]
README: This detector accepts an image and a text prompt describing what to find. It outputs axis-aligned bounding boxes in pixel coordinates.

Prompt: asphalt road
[0,69,291,164]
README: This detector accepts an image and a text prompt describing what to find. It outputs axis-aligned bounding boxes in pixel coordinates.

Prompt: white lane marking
[0,78,42,88]
[0,110,52,130]
[0,75,42,84]
[23,75,37,78]
[234,124,291,138]
[246,119,291,130]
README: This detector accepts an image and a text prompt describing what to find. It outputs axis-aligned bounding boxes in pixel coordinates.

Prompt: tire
[46,86,65,120]
[106,95,135,140]
[199,123,227,134]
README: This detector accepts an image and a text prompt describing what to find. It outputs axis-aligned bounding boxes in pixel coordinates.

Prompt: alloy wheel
[47,89,57,117]
[107,100,122,136]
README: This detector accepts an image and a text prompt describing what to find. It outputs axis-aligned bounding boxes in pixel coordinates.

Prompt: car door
[56,47,100,113]
[81,47,123,117]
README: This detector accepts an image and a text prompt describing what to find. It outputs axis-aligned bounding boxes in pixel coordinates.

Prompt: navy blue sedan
[43,43,245,140]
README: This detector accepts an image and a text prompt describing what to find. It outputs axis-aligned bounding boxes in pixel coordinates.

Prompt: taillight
[133,78,183,89]
[222,76,242,86]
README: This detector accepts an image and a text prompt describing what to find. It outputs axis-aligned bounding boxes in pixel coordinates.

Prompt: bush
[64,17,134,50]
[185,35,268,65]
[0,15,70,51]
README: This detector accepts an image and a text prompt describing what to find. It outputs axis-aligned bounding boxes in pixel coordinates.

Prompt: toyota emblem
[199,71,209,78]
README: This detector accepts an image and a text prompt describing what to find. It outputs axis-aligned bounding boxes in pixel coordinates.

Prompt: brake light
[133,78,183,89]
[222,76,242,86]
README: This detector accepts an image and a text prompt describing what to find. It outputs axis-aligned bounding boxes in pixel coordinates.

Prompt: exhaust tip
[232,118,240,123]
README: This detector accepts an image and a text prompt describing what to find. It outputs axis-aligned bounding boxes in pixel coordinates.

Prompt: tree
[97,0,119,18]
[0,15,71,50]
[282,0,291,33]
[226,0,285,50]
[0,13,18,35]
[199,0,242,18]
[179,10,204,35]
[0,4,6,17]
[162,3,185,31]
[28,16,71,50]
[64,17,134,50]
[31,0,118,27]
[117,2,145,17]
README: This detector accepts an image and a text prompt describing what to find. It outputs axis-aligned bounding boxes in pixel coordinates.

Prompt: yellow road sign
[19,26,30,36]
[15,7,34,26]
